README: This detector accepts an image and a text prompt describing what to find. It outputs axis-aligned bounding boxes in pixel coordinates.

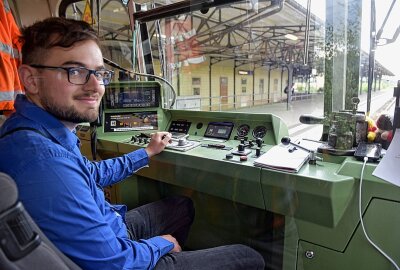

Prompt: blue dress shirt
[0,94,173,270]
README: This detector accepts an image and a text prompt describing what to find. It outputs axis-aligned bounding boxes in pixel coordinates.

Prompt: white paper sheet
[373,129,400,187]
[254,144,309,173]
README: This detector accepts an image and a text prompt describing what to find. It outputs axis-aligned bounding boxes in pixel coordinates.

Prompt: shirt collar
[14,94,79,150]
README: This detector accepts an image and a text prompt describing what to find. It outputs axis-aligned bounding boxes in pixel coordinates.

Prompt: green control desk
[79,109,400,270]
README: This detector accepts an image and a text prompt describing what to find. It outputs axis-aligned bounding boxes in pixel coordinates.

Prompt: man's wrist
[145,147,153,158]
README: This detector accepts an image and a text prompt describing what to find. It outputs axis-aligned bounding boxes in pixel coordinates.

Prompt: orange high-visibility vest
[0,0,23,112]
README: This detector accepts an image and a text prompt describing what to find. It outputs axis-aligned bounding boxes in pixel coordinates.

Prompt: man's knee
[231,244,265,269]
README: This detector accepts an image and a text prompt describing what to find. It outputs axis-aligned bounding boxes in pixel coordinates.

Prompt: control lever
[299,115,325,124]
[281,136,322,165]
[171,133,189,141]
[238,143,245,152]
[255,138,263,148]
[178,138,187,146]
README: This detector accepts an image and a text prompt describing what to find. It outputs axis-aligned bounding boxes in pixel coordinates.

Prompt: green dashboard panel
[77,84,400,269]
[96,108,284,209]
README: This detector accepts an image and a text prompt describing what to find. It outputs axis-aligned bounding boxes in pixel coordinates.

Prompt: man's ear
[18,65,40,94]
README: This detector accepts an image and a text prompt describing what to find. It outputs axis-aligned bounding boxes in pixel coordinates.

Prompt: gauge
[252,125,267,139]
[237,124,250,137]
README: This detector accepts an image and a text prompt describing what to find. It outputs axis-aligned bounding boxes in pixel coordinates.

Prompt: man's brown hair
[20,17,99,64]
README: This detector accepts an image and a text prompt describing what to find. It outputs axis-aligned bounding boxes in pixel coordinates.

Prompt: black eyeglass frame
[29,64,114,85]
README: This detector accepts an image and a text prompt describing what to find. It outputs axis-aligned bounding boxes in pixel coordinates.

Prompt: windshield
[62,0,397,141]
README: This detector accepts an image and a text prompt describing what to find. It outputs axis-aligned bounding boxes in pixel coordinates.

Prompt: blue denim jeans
[125,196,265,270]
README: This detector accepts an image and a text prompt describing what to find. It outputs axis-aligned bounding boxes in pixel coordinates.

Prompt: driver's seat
[0,172,81,270]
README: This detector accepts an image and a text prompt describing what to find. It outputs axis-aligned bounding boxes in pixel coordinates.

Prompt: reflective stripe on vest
[0,41,20,59]
[2,0,10,12]
[0,90,22,101]
[1,0,23,111]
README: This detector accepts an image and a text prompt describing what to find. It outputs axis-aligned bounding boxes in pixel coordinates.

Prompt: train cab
[1,0,400,269]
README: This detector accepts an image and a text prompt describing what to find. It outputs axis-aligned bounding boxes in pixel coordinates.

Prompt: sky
[296,0,400,78]
[372,0,400,78]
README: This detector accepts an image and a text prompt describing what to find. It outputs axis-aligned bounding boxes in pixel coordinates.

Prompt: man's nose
[84,74,104,89]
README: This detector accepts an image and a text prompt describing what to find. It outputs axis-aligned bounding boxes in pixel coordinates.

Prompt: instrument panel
[110,109,281,163]
[165,119,270,142]
[99,82,282,163]
[87,82,397,270]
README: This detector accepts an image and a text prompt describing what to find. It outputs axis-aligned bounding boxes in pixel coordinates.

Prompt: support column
[209,57,212,110]
[324,0,362,114]
[267,66,271,103]
[233,60,237,109]
[287,64,293,110]
[252,67,256,106]
[280,67,284,101]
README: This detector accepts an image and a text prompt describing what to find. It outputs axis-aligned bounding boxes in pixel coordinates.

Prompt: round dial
[252,125,267,139]
[237,124,250,137]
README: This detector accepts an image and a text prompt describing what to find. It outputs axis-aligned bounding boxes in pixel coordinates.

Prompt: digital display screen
[204,122,234,140]
[104,111,158,132]
[105,84,159,109]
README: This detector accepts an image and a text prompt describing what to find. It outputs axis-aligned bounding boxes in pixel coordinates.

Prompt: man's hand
[161,234,182,253]
[145,132,172,158]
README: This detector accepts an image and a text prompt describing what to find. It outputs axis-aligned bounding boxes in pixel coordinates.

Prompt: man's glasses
[30,65,114,86]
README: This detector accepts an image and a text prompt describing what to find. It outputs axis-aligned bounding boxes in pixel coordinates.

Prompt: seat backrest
[0,172,82,270]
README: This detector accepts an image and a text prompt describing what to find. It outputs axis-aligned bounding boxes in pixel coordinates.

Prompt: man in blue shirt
[0,17,264,270]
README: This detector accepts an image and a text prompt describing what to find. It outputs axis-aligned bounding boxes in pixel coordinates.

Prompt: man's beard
[40,94,99,124]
